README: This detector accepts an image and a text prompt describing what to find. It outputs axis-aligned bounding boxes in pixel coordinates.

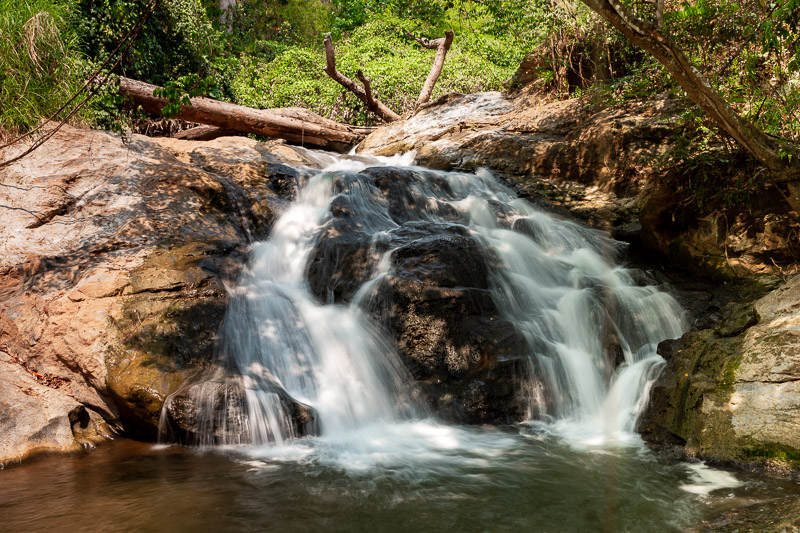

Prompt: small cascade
[161,151,686,448]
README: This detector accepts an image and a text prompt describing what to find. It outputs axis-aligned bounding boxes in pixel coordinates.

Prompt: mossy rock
[642,275,800,475]
[105,242,235,439]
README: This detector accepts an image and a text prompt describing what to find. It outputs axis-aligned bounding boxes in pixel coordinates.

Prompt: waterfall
[162,152,686,448]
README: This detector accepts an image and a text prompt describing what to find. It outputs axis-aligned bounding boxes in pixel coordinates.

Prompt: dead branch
[407,30,454,107]
[323,34,401,122]
[173,125,238,141]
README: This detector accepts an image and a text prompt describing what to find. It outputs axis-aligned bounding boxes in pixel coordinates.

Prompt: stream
[2,152,799,532]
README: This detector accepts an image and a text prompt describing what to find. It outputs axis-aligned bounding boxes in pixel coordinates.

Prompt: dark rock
[163,376,318,445]
[367,225,529,422]
[656,338,682,361]
[306,218,375,304]
[715,302,759,337]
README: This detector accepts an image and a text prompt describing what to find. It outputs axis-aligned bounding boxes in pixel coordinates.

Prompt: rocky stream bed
[1,90,800,531]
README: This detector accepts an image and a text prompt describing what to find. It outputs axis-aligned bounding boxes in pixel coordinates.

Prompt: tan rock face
[360,92,676,207]
[0,127,315,459]
[641,274,800,475]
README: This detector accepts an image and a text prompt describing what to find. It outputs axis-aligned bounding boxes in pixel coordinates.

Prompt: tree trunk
[119,77,373,152]
[580,0,797,172]
[407,30,454,107]
[218,0,236,32]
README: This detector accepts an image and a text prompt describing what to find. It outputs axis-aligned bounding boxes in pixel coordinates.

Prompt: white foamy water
[680,462,743,495]
[170,150,687,466]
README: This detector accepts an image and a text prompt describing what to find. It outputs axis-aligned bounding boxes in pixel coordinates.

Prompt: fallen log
[119,77,374,151]
[173,125,237,141]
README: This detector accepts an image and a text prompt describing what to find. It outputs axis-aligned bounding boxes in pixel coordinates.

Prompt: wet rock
[163,375,318,444]
[306,218,377,304]
[641,274,800,476]
[0,127,315,458]
[370,228,529,423]
[305,164,531,423]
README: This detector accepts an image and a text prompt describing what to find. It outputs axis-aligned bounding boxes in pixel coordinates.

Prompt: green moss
[719,355,742,393]
[744,445,800,468]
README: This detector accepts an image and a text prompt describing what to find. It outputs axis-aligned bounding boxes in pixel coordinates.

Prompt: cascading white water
[212,154,419,445]
[187,151,686,449]
[444,169,687,444]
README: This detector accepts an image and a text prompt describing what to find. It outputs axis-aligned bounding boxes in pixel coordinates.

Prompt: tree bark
[323,34,401,122]
[218,0,236,32]
[173,125,238,141]
[407,30,454,107]
[580,0,797,172]
[323,30,455,121]
[119,77,374,151]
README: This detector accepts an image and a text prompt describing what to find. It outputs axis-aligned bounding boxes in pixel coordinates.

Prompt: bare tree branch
[323,33,401,122]
[656,0,665,29]
[408,30,455,107]
[356,70,374,104]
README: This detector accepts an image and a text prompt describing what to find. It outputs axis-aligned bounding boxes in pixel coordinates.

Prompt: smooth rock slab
[0,126,315,457]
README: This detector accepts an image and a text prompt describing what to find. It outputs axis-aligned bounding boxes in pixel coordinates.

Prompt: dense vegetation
[1,0,799,166]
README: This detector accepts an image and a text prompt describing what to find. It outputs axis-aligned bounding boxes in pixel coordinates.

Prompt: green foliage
[227,0,332,48]
[153,73,215,118]
[228,15,516,124]
[0,0,88,135]
[71,0,223,85]
[4,0,800,169]
[655,0,800,142]
[330,0,447,35]
[655,109,768,210]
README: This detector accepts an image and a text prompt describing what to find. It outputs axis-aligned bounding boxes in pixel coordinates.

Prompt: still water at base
[3,422,797,533]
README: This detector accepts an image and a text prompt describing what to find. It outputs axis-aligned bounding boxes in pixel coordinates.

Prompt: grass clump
[0,0,88,137]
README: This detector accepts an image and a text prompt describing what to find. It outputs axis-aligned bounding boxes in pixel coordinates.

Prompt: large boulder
[640,274,800,475]
[0,126,316,459]
[0,351,111,466]
[306,167,530,423]
[371,228,529,423]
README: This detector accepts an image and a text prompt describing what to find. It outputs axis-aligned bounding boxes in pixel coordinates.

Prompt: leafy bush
[71,0,222,85]
[228,16,518,125]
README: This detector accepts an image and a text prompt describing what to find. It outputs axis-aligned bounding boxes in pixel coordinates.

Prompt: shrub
[0,0,87,136]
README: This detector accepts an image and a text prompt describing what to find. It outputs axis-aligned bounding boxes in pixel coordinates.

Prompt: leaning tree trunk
[119,77,373,151]
[581,0,797,173]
